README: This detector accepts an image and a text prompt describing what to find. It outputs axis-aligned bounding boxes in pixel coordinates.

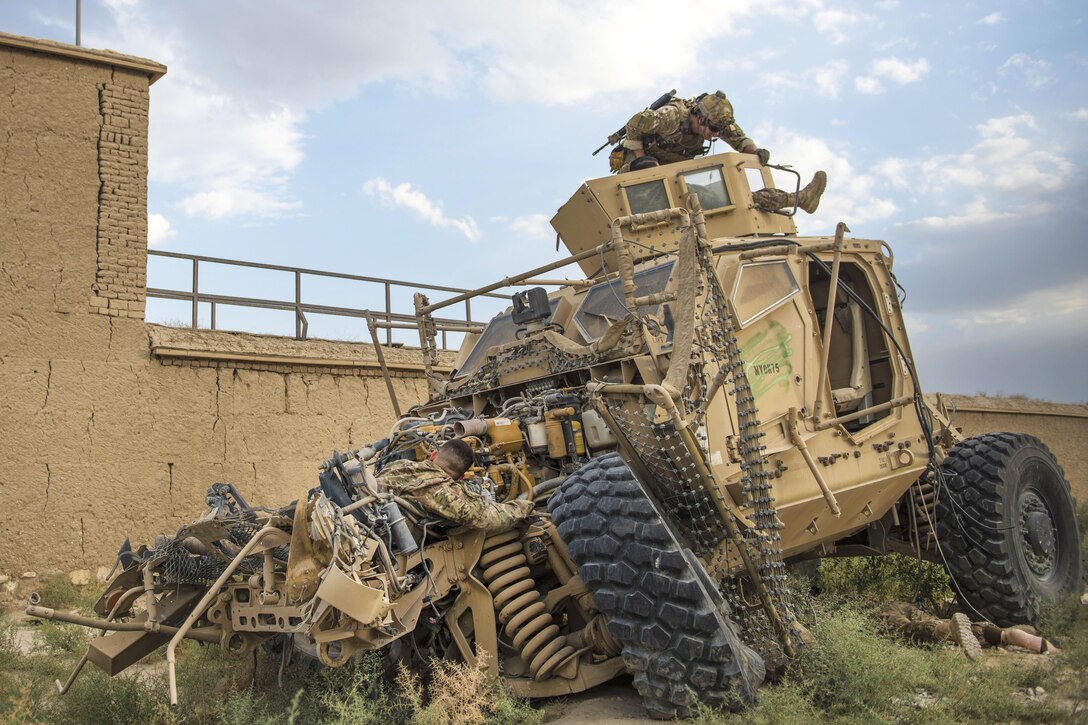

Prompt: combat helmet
[693,91,734,128]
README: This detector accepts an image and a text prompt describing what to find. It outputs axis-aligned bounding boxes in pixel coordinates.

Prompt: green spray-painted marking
[740,321,794,399]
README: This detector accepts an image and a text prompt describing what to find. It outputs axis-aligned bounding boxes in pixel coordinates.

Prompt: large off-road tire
[936,433,1083,627]
[549,453,765,719]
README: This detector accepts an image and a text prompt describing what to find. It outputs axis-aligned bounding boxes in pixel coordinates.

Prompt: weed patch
[37,623,90,656]
[35,576,84,610]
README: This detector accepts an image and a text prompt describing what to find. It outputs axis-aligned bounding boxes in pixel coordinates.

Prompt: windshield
[454,298,560,379]
[573,261,675,342]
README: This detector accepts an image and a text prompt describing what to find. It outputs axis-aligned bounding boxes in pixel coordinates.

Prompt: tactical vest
[642,99,710,163]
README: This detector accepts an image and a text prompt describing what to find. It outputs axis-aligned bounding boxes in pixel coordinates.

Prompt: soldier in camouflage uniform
[877,601,1056,661]
[377,439,534,534]
[612,91,827,214]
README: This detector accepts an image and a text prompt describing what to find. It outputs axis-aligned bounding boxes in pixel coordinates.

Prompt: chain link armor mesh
[146,519,290,586]
[595,232,799,656]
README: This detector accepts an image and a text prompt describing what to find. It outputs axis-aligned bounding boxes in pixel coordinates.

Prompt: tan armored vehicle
[31,152,1082,718]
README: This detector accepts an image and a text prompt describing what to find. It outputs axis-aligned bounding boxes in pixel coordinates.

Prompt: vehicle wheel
[549,453,765,718]
[936,433,1083,626]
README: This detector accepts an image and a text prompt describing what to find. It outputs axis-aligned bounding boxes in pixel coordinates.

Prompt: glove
[757,148,771,166]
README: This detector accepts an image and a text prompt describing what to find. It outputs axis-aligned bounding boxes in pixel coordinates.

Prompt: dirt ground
[541,680,656,724]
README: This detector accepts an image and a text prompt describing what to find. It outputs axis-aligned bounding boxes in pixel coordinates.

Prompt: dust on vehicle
[29,151,1082,719]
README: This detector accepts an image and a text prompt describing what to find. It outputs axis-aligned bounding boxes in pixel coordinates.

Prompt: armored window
[680,168,731,210]
[574,261,675,342]
[744,167,768,195]
[455,299,560,379]
[623,179,670,215]
[731,260,800,328]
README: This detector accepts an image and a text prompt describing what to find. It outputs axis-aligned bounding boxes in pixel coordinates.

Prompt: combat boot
[797,171,827,214]
[950,612,982,661]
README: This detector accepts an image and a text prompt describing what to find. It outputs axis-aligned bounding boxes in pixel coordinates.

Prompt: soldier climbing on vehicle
[601,90,827,213]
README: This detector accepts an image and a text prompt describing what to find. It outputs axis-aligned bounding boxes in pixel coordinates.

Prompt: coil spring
[911,474,938,549]
[479,530,577,680]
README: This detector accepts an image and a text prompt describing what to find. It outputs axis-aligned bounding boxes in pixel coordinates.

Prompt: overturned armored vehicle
[31,152,1082,718]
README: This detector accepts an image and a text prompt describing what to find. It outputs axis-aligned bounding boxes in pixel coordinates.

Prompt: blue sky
[3,0,1086,401]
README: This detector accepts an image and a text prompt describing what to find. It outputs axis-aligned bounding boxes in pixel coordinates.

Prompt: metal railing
[146,250,510,349]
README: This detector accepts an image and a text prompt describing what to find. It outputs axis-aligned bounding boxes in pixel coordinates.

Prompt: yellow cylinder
[571,420,586,456]
[485,417,523,455]
[545,419,566,458]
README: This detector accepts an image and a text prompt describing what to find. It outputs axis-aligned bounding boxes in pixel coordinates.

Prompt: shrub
[818,553,951,609]
[35,576,82,610]
[37,623,90,656]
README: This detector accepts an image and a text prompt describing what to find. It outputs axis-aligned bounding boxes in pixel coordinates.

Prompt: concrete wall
[0,35,445,581]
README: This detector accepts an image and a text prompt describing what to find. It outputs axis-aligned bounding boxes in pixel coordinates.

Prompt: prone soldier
[377,439,534,533]
[878,601,1058,661]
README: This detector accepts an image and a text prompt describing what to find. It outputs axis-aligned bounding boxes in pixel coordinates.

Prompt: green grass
[12,598,1080,725]
[0,621,541,725]
[689,600,1076,724]
[2,542,1085,725]
[35,576,83,610]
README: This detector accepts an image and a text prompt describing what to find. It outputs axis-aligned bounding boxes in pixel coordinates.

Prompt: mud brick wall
[932,395,1088,504]
[92,82,149,318]
[0,35,444,577]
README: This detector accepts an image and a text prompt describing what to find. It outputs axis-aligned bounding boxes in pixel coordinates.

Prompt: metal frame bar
[147,250,503,348]
[815,223,848,414]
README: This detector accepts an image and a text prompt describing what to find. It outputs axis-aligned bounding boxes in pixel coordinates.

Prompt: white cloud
[181,188,302,219]
[812,9,865,45]
[852,57,931,94]
[86,7,314,221]
[811,60,849,98]
[854,57,929,94]
[874,37,916,52]
[1067,108,1088,120]
[854,76,884,94]
[758,59,849,99]
[887,113,1075,229]
[903,312,929,334]
[978,12,1005,25]
[738,48,782,73]
[362,178,481,241]
[1000,53,1053,88]
[918,113,1072,196]
[147,213,176,246]
[756,123,897,231]
[871,57,930,84]
[873,157,910,188]
[876,0,899,9]
[950,278,1088,330]
[507,214,553,241]
[909,197,1018,229]
[91,1,833,223]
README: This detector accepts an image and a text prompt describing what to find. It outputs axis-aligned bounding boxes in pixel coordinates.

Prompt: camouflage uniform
[615,95,753,173]
[878,601,954,643]
[377,459,534,533]
[877,601,993,660]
